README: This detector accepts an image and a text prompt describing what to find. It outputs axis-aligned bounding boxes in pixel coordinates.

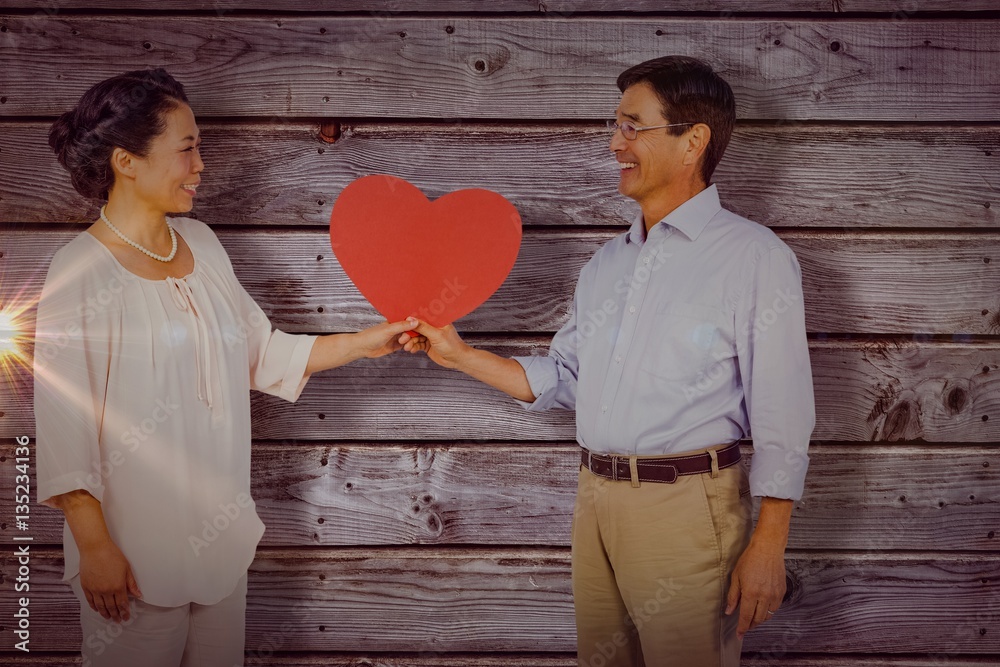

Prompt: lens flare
[0,311,17,355]
[0,308,28,357]
[0,298,34,389]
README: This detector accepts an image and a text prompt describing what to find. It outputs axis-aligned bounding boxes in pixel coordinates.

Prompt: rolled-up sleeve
[235,282,316,403]
[34,250,113,508]
[207,222,318,403]
[735,245,815,500]
[511,289,580,412]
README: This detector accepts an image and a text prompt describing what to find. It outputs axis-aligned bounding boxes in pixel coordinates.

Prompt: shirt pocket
[641,302,735,383]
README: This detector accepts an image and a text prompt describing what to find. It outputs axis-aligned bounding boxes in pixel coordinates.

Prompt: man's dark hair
[617,56,735,185]
[49,68,189,201]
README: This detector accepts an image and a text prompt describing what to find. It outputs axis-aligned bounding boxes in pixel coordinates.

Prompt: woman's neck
[102,193,172,248]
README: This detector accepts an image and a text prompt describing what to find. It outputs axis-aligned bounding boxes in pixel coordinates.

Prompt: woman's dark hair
[48,68,189,201]
[617,56,736,185]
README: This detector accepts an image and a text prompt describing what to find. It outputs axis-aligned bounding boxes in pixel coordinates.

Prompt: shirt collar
[625,184,722,244]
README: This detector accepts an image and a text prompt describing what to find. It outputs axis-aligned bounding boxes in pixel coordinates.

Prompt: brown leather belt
[581,441,742,484]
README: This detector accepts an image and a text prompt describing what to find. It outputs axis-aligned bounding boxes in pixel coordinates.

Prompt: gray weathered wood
[6,443,998,551]
[6,1,1000,12]
[2,3,996,665]
[0,548,997,654]
[195,338,1000,444]
[1,229,997,334]
[0,656,584,667]
[2,122,997,229]
[0,653,998,667]
[0,654,997,667]
[2,17,999,120]
[2,339,998,442]
[743,658,1000,667]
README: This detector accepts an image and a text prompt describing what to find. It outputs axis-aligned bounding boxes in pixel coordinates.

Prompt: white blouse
[34,217,316,607]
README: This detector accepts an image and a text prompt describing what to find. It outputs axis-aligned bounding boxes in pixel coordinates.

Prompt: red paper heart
[329,175,522,327]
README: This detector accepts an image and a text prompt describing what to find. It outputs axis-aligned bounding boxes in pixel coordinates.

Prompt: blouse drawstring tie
[166,276,214,409]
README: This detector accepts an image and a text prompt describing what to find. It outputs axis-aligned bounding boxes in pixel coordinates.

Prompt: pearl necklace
[100,205,177,262]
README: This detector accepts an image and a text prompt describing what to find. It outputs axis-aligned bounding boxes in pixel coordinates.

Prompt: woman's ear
[109,147,137,182]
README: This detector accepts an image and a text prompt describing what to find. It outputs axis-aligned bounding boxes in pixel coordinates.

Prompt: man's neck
[641,180,708,234]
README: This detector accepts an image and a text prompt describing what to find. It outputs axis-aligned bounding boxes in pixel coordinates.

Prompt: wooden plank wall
[1,2,998,665]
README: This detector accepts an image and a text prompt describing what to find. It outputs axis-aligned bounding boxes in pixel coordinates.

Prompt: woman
[34,68,417,666]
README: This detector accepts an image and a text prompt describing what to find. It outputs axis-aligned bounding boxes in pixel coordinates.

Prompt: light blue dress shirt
[513,185,815,500]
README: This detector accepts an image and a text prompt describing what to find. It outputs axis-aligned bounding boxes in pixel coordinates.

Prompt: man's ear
[682,123,712,168]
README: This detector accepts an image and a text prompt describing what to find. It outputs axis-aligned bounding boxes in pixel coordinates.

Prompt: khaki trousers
[572,446,753,667]
[70,572,247,667]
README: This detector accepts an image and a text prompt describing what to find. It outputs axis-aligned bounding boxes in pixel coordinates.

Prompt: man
[405,56,815,666]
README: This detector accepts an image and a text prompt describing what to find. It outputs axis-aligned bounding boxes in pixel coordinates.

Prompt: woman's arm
[33,246,140,623]
[50,490,141,623]
[305,317,419,375]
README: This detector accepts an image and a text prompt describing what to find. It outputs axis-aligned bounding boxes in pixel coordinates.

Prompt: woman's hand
[355,317,421,359]
[49,489,142,623]
[79,538,142,623]
[306,318,428,374]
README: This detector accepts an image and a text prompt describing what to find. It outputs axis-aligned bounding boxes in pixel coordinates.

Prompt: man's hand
[725,496,794,638]
[724,540,786,638]
[79,539,142,623]
[401,319,535,402]
[402,320,472,369]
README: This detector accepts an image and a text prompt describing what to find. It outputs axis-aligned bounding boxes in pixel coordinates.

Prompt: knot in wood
[945,385,969,414]
[470,47,511,76]
[414,447,435,471]
[881,400,921,441]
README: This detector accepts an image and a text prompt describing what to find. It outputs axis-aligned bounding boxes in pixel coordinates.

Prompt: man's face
[610,81,691,205]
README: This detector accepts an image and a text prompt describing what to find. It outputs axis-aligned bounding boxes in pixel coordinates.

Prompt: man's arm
[407,321,535,402]
[727,244,815,637]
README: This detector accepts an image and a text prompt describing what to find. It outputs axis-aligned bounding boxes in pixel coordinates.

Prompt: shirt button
[629,306,636,314]
[616,355,622,363]
[643,257,650,264]
[601,405,608,412]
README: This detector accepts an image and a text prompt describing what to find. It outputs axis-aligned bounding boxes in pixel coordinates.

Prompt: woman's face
[127,103,203,214]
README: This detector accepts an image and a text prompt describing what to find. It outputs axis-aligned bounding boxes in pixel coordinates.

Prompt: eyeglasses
[609,120,695,140]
